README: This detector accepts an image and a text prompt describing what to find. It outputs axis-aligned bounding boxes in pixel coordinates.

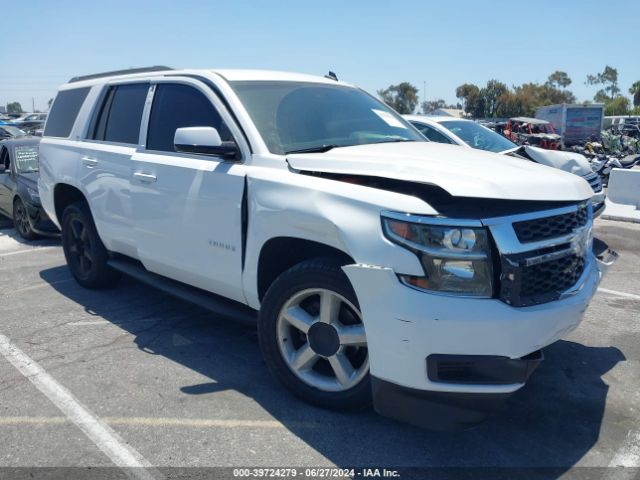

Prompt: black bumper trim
[371,376,513,431]
[426,350,543,385]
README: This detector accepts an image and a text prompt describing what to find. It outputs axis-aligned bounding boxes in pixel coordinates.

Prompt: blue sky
[2,0,639,111]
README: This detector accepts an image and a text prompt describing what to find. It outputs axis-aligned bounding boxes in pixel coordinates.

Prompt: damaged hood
[287,142,593,202]
[522,146,593,176]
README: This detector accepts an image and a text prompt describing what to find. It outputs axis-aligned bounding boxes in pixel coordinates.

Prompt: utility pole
[32,97,35,112]
[423,81,426,115]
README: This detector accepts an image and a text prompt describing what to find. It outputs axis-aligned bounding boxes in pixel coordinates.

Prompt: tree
[586,66,620,101]
[456,83,484,117]
[546,71,572,89]
[629,81,640,107]
[6,102,23,114]
[481,79,508,117]
[377,82,419,114]
[605,96,630,116]
[421,99,447,114]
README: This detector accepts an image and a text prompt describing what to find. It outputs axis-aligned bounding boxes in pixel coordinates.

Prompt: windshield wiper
[373,138,417,145]
[285,144,341,154]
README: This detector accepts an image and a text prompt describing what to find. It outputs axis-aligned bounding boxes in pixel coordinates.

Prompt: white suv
[39,67,612,430]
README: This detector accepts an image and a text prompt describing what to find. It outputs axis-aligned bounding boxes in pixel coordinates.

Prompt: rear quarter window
[89,83,149,145]
[44,87,91,138]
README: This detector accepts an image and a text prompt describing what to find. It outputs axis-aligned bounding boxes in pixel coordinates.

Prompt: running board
[107,257,257,325]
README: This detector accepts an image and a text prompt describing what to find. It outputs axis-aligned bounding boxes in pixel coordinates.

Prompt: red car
[504,117,562,150]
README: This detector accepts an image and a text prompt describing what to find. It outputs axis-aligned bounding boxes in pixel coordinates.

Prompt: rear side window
[146,84,232,152]
[90,83,148,144]
[44,87,90,137]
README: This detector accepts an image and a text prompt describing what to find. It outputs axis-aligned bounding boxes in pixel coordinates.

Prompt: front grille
[499,251,587,307]
[513,205,588,243]
[489,203,592,307]
[520,254,585,297]
[582,171,603,193]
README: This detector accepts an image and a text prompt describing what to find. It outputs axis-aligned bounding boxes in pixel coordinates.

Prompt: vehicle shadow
[0,218,60,247]
[0,217,13,229]
[40,266,624,474]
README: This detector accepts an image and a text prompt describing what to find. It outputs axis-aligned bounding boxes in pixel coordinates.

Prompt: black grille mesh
[584,173,603,193]
[513,207,588,243]
[520,255,585,298]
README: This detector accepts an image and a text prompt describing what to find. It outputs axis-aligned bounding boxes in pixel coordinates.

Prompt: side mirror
[174,127,240,160]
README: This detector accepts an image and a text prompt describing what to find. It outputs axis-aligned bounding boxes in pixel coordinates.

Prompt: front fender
[242,171,435,308]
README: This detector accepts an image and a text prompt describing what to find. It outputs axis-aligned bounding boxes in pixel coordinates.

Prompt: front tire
[258,258,370,411]
[61,201,120,289]
[13,197,38,240]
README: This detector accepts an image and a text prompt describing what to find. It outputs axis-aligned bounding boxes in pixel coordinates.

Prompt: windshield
[439,120,517,153]
[231,81,424,154]
[14,145,39,173]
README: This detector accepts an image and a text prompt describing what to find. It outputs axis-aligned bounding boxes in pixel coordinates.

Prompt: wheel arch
[53,183,87,225]
[256,236,355,302]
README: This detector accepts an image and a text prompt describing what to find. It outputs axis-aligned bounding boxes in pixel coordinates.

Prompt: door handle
[133,172,157,183]
[81,156,98,168]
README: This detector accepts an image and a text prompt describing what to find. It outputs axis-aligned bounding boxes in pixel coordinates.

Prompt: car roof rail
[68,66,174,83]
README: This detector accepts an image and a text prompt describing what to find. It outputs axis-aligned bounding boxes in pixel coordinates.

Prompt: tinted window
[147,84,231,152]
[413,123,452,144]
[44,87,90,137]
[90,84,148,144]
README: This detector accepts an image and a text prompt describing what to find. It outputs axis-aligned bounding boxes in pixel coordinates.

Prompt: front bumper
[371,376,513,431]
[343,255,604,429]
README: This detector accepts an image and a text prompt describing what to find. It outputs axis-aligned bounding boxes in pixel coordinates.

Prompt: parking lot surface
[0,216,639,478]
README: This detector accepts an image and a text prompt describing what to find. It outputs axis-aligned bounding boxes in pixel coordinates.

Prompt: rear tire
[61,201,120,289]
[258,257,371,411]
[13,197,38,241]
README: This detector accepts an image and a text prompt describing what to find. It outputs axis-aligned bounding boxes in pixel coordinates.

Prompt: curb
[601,214,640,224]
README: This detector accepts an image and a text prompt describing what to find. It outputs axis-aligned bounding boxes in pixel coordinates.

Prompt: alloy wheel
[14,201,30,237]
[276,288,368,392]
[66,218,94,277]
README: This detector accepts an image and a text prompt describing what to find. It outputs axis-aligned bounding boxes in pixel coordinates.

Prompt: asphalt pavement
[0,216,638,479]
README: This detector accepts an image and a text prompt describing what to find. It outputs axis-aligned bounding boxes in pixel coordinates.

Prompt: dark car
[0,137,59,239]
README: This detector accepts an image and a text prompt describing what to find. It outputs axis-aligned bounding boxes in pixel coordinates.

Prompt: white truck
[535,103,605,147]
[39,67,614,430]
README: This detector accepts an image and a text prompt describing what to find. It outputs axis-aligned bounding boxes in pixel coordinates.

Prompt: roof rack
[68,66,173,83]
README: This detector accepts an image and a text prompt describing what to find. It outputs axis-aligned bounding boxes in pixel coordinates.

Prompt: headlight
[382,214,494,297]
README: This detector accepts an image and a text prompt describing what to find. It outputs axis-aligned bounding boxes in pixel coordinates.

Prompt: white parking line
[0,246,59,258]
[0,335,159,480]
[598,288,640,300]
[609,430,640,467]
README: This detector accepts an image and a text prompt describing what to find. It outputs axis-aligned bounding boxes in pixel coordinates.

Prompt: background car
[0,137,58,239]
[405,115,606,216]
[12,112,48,135]
[0,124,27,140]
[504,117,562,150]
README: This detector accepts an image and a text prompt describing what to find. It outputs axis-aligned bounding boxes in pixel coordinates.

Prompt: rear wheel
[258,258,370,410]
[61,201,120,289]
[12,197,38,240]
